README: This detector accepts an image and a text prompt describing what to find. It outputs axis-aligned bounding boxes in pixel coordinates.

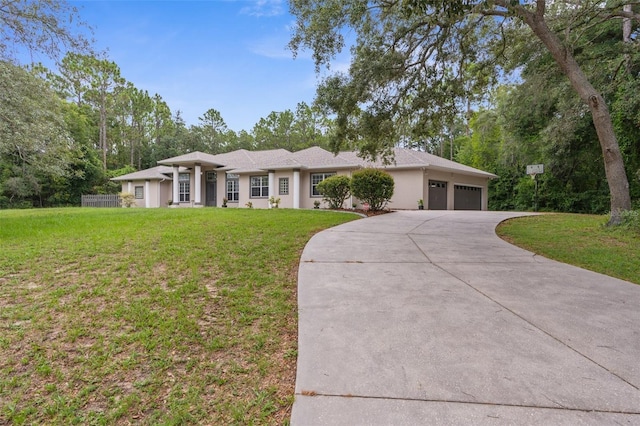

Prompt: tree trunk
[623,4,632,73]
[521,9,632,225]
[100,102,107,170]
[623,4,632,43]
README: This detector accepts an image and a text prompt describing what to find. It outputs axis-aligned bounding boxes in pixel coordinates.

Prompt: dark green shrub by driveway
[317,175,351,209]
[351,168,394,211]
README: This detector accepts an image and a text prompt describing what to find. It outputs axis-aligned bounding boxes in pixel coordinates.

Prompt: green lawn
[0,207,357,425]
[497,213,640,285]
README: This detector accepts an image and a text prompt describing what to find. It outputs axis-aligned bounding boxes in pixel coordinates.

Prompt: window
[226,175,239,202]
[134,186,144,199]
[179,173,190,202]
[251,176,269,198]
[279,177,289,195]
[311,172,336,197]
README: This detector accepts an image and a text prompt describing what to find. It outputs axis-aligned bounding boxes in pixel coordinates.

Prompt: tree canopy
[0,0,91,62]
[289,0,639,223]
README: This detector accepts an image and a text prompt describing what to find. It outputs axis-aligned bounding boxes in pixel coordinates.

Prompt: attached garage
[454,185,482,210]
[428,180,448,210]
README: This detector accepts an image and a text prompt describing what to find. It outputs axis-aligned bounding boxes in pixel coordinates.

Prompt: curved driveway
[291,211,640,425]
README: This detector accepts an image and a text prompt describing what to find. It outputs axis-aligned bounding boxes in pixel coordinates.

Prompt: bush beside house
[351,169,394,211]
[317,175,352,209]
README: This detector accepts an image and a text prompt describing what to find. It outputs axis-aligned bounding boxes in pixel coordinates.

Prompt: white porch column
[144,180,150,208]
[194,163,202,206]
[127,181,132,193]
[268,170,275,208]
[293,169,300,209]
[172,165,179,206]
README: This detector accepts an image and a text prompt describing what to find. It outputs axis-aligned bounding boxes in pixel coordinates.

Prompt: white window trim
[310,172,336,197]
[250,175,269,198]
[226,176,239,202]
[179,173,190,203]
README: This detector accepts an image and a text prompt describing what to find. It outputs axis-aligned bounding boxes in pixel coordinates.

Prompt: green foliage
[350,169,394,211]
[316,175,351,209]
[290,0,635,216]
[0,0,91,62]
[619,209,640,234]
[251,102,331,151]
[0,62,74,207]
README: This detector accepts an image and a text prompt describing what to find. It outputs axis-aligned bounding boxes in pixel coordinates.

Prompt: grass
[0,207,357,425]
[497,213,640,285]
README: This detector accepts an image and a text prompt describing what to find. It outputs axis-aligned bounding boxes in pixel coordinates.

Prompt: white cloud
[239,0,285,18]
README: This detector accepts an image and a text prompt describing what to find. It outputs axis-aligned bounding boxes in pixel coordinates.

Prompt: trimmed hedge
[351,168,394,211]
[317,175,352,209]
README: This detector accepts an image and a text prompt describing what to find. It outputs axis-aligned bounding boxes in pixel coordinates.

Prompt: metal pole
[534,174,538,212]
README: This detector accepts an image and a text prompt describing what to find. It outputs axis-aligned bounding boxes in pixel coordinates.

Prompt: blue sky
[70,0,349,132]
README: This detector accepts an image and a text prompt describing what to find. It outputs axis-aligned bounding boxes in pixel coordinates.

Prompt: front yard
[0,207,357,424]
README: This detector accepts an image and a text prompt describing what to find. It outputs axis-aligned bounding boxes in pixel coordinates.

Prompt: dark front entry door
[428,180,447,210]
[205,172,217,206]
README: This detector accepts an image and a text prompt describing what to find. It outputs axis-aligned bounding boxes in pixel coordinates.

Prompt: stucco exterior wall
[299,170,352,209]
[273,171,293,208]
[158,181,171,207]
[384,169,425,210]
[120,180,171,208]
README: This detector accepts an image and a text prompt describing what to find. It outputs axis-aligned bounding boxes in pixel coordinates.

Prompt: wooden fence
[81,194,121,208]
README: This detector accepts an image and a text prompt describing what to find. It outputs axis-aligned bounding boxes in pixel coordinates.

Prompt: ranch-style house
[111,146,497,210]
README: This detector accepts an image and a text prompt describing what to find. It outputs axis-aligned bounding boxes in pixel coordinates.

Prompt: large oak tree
[289,0,637,224]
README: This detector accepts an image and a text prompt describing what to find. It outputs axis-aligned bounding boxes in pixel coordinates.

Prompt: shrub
[619,209,640,233]
[317,175,351,209]
[350,168,394,211]
[119,192,135,208]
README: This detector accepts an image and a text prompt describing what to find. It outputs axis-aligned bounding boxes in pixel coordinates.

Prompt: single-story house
[111,146,497,210]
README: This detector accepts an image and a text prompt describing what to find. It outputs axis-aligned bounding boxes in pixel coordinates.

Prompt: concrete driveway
[291,211,640,425]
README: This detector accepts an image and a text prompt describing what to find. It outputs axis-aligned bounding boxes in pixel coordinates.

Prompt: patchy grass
[497,213,640,285]
[0,207,357,425]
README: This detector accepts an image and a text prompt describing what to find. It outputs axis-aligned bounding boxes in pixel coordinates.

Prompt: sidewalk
[291,211,640,425]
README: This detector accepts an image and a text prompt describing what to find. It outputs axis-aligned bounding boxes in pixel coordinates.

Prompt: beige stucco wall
[273,171,293,208]
[383,169,425,210]
[121,180,171,208]
[299,170,352,209]
[237,174,268,209]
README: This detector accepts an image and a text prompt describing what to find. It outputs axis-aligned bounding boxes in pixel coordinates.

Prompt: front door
[428,180,447,210]
[205,171,217,206]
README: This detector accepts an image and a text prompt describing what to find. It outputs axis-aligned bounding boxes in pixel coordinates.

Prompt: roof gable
[157,151,224,167]
[110,165,182,181]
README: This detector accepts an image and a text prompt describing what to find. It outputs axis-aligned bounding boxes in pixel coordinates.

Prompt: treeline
[3,21,639,213]
[0,53,332,208]
[452,16,640,215]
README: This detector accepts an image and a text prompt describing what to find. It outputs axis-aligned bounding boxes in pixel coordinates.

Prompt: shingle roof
[157,151,224,166]
[290,146,355,169]
[338,148,497,178]
[113,147,496,181]
[213,149,293,171]
[110,165,178,181]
